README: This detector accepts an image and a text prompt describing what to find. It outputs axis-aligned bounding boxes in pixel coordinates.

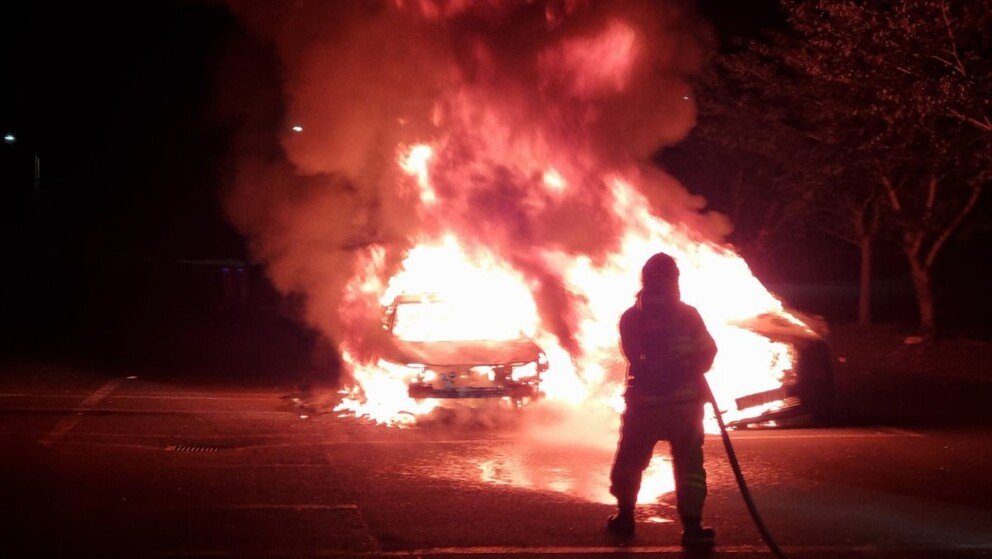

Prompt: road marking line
[154,504,358,511]
[879,426,925,437]
[165,464,333,468]
[38,379,123,446]
[152,543,992,556]
[8,407,292,415]
[722,432,922,440]
[0,392,282,400]
[68,503,359,511]
[382,546,761,555]
[43,431,929,443]
[110,392,282,401]
[68,432,332,439]
[70,432,917,449]
[317,432,918,445]
[0,393,86,398]
[203,504,356,510]
[318,439,504,445]
[381,543,992,555]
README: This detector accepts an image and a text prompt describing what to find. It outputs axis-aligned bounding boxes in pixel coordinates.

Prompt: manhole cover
[165,444,227,453]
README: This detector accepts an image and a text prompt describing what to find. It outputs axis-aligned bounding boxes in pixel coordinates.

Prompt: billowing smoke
[218,0,724,367]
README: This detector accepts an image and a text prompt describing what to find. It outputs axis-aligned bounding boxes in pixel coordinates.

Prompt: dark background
[0,1,317,375]
[1,1,988,375]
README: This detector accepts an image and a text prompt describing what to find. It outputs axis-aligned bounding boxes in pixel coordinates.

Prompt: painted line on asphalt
[382,545,758,555]
[70,503,360,512]
[44,439,513,454]
[57,432,918,450]
[152,543,992,557]
[878,426,926,437]
[8,407,292,415]
[78,430,925,452]
[53,429,927,442]
[38,379,123,446]
[160,504,358,511]
[722,431,923,440]
[109,391,284,400]
[204,504,356,510]
[384,543,992,555]
[0,392,281,401]
[28,429,926,451]
[68,432,333,439]
[58,433,513,443]
[0,393,86,398]
[166,463,333,468]
[319,432,920,445]
[386,544,992,557]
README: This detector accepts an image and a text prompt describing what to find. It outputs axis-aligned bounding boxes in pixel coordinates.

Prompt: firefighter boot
[606,506,635,537]
[681,518,715,548]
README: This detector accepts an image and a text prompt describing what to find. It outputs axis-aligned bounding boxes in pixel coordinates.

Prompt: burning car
[380,294,548,405]
[726,313,834,427]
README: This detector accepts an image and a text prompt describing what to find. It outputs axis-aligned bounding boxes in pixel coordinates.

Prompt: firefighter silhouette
[608,252,717,547]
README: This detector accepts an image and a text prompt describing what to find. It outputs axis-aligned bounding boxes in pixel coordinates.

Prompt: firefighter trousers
[609,401,706,524]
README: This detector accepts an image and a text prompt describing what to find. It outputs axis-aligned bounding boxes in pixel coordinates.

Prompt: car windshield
[390,300,524,342]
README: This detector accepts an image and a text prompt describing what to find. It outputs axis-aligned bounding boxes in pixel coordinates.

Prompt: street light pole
[3,131,40,201]
[34,153,40,201]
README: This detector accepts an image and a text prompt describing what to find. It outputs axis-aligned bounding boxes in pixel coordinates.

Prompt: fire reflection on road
[468,443,675,506]
[389,405,679,513]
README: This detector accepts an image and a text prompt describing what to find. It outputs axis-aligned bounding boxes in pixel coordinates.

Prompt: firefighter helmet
[641,252,679,288]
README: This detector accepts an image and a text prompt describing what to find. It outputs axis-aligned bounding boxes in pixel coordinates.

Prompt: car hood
[735,312,827,343]
[384,337,542,367]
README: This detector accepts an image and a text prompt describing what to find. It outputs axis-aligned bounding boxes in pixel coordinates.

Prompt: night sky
[1,0,989,347]
[1,1,241,259]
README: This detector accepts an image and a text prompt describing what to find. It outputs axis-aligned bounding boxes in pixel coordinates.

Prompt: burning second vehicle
[380,294,548,405]
[726,313,834,427]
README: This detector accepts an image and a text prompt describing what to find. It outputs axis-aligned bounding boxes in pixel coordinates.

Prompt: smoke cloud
[217,0,722,364]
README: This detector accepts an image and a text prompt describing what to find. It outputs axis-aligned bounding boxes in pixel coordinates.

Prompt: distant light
[291,125,303,133]
[3,133,14,144]
[681,95,690,101]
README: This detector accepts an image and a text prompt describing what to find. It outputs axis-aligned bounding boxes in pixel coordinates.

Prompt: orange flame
[326,9,811,505]
[336,142,804,431]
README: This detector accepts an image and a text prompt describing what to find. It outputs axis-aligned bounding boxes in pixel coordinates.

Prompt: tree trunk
[858,234,872,325]
[907,257,936,337]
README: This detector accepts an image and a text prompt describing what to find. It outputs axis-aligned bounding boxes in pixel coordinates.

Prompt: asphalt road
[1,365,990,558]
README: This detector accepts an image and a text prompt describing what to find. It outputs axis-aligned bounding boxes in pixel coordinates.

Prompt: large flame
[222,2,812,506]
[335,141,802,428]
[332,11,807,433]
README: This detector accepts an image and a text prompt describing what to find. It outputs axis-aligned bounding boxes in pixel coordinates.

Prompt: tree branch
[880,174,902,212]
[930,55,957,72]
[923,175,937,223]
[939,0,967,77]
[948,109,992,134]
[925,183,984,269]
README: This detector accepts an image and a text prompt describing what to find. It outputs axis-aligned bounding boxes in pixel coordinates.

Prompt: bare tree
[692,24,883,323]
[782,0,992,336]
[694,1,990,334]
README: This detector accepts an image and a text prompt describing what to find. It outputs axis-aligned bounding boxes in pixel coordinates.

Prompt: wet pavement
[1,364,991,557]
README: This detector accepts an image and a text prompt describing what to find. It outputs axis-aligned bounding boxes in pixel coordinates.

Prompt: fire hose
[705,380,787,559]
